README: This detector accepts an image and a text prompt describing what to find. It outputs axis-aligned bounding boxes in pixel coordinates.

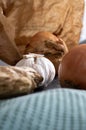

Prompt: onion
[58,44,86,90]
[24,31,68,74]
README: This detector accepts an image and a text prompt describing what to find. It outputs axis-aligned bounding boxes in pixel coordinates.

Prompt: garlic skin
[16,53,55,87]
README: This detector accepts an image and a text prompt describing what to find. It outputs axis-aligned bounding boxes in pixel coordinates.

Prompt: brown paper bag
[59,0,84,50]
[0,0,84,56]
[0,10,22,65]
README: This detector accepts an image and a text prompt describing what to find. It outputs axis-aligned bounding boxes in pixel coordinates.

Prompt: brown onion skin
[24,31,68,75]
[58,44,86,90]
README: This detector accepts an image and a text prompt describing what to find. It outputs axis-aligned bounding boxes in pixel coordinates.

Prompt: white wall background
[0,60,8,66]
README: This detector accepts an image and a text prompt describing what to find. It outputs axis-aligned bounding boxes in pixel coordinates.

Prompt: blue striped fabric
[0,88,86,130]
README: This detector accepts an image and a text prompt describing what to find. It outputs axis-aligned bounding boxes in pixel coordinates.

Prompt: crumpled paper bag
[0,0,84,60]
[0,8,22,65]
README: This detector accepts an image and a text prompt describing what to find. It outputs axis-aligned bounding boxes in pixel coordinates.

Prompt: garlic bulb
[16,53,55,87]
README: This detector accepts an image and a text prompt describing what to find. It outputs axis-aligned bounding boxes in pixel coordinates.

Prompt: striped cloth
[0,88,86,130]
